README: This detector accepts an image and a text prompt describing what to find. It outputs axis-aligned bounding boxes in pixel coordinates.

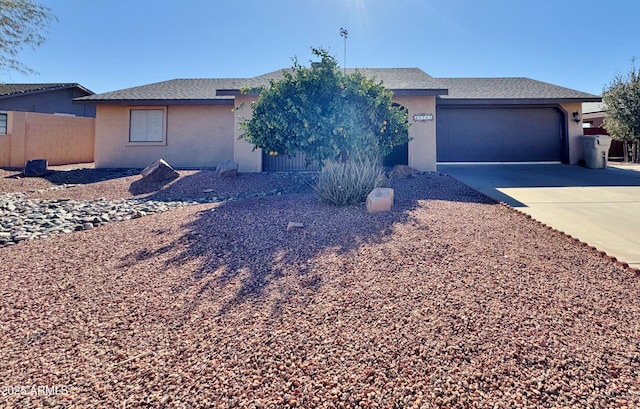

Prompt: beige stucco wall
[0,135,9,166]
[94,105,234,168]
[0,111,94,168]
[229,94,438,173]
[92,97,579,172]
[394,95,437,172]
[561,102,586,165]
[232,95,262,173]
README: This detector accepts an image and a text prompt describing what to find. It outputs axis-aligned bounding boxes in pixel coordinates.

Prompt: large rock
[23,159,48,177]
[217,160,239,178]
[366,187,394,213]
[140,159,179,182]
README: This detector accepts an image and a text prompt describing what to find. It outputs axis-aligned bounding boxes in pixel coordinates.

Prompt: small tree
[0,0,57,75]
[240,48,410,165]
[602,61,640,162]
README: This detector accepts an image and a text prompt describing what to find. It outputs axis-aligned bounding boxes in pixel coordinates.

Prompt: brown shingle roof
[76,79,241,103]
[252,67,447,90]
[75,70,601,104]
[76,68,448,104]
[436,77,600,101]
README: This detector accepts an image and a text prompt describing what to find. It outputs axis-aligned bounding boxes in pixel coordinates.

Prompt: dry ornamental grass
[1,168,639,408]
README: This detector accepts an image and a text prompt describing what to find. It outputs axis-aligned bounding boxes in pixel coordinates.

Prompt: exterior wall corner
[233,95,262,173]
[396,95,437,172]
[560,102,585,165]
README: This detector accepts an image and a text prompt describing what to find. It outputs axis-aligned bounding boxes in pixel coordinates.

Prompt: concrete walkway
[438,163,640,269]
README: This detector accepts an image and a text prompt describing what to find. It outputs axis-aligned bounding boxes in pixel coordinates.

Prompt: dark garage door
[437,107,564,162]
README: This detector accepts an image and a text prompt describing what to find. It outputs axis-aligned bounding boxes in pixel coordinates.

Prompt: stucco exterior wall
[561,102,585,165]
[0,111,94,168]
[94,105,234,168]
[395,95,437,172]
[229,94,437,173]
[232,95,262,173]
[0,130,10,166]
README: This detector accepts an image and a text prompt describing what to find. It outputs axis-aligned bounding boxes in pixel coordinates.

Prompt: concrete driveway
[438,163,640,269]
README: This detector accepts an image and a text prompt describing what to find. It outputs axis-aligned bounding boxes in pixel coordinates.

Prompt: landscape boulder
[217,160,239,178]
[23,159,48,177]
[366,187,394,213]
[140,159,179,182]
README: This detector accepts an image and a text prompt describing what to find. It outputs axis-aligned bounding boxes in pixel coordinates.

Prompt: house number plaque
[413,113,434,121]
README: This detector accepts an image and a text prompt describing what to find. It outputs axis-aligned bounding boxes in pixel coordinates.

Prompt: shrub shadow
[120,171,493,320]
[137,170,316,203]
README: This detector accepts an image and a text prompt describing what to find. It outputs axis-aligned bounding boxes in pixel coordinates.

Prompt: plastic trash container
[580,134,612,169]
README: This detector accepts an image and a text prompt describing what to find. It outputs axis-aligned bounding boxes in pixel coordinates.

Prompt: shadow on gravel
[122,172,492,319]
[3,168,142,185]
[138,170,315,202]
[129,177,176,196]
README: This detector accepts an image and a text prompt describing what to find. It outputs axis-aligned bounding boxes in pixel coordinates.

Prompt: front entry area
[436,106,565,163]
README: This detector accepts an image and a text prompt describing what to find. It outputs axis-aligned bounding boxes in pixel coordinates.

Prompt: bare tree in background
[0,0,56,75]
[602,60,640,162]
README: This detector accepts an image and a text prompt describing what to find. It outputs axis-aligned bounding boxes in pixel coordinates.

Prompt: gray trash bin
[580,135,612,169]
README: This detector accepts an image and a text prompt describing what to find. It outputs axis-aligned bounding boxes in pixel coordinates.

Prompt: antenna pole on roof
[340,27,348,74]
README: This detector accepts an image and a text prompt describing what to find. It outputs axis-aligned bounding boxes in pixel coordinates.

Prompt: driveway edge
[443,173,640,277]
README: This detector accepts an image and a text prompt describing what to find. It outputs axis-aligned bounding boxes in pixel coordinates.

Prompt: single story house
[75,69,600,172]
[0,83,95,118]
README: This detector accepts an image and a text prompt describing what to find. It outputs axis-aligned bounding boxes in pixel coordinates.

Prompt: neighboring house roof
[0,83,94,99]
[583,101,606,114]
[435,77,601,104]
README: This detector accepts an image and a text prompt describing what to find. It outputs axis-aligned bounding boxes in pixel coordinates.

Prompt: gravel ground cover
[1,169,639,408]
[0,169,314,246]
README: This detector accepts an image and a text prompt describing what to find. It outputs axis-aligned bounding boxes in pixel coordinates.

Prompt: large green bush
[240,48,410,166]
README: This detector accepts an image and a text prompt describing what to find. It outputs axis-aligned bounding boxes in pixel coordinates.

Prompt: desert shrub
[314,159,387,205]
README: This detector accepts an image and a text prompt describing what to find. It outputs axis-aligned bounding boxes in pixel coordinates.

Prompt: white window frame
[128,107,167,145]
[0,112,7,135]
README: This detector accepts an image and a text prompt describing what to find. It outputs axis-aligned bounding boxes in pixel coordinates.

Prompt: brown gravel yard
[1,167,640,408]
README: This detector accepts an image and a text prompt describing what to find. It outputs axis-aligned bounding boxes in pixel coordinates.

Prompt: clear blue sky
[2,0,638,95]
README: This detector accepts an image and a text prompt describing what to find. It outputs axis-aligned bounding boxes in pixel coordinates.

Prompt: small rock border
[0,184,296,247]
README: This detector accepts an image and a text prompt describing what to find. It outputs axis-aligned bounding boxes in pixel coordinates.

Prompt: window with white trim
[0,113,7,135]
[129,109,165,142]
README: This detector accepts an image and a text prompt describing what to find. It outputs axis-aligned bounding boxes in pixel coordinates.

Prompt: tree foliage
[240,48,410,165]
[0,0,56,74]
[602,60,640,162]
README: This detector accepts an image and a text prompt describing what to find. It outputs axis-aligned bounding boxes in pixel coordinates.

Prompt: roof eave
[438,97,602,105]
[391,89,448,96]
[217,88,450,97]
[217,89,253,96]
[73,98,234,106]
